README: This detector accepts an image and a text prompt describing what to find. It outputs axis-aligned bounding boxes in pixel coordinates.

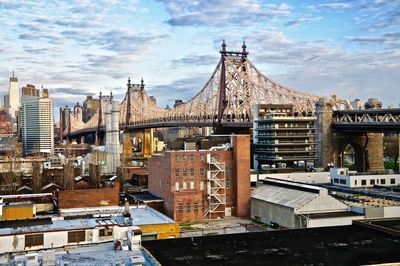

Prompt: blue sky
[0,0,399,114]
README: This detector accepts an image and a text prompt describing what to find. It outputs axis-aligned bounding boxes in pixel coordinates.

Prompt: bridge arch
[339,142,365,172]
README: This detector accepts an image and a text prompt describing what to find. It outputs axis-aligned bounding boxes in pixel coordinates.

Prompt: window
[391,178,396,184]
[183,168,187,177]
[186,202,190,213]
[381,179,386,185]
[99,228,113,237]
[182,154,187,161]
[190,154,194,161]
[339,179,346,185]
[190,167,194,176]
[175,182,180,191]
[194,202,199,213]
[200,154,205,161]
[361,179,366,186]
[226,179,231,188]
[200,168,204,176]
[183,181,187,190]
[175,168,179,177]
[370,179,375,185]
[200,181,205,191]
[334,178,339,184]
[178,203,183,213]
[175,154,179,161]
[68,231,86,243]
[25,234,44,248]
[355,180,357,186]
[190,181,194,190]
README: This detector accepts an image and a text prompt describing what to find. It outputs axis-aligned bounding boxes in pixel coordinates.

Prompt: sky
[0,0,399,118]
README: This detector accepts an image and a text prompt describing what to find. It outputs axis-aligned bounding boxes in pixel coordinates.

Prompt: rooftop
[143,219,400,265]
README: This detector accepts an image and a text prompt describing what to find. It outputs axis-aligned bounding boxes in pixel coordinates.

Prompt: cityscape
[1,0,400,265]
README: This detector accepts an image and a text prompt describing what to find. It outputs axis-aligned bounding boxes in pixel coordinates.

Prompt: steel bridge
[65,41,328,138]
[332,109,400,133]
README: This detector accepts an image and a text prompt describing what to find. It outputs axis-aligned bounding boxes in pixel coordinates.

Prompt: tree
[384,134,399,172]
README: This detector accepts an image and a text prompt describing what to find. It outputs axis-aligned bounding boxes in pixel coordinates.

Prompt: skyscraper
[8,71,19,118]
[20,87,54,156]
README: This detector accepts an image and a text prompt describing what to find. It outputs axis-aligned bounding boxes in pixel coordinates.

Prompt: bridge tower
[316,98,384,172]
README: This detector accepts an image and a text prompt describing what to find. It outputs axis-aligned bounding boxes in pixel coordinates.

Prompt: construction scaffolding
[203,153,226,219]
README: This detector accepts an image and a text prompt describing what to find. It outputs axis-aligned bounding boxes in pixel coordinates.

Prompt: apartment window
[182,154,187,161]
[183,181,187,190]
[175,182,180,191]
[194,202,199,213]
[339,179,346,185]
[381,179,386,185]
[226,179,231,188]
[183,168,187,177]
[175,168,180,177]
[25,234,44,248]
[361,179,367,186]
[391,178,396,184]
[190,167,194,176]
[190,181,194,190]
[99,228,113,237]
[370,179,375,185]
[68,231,86,243]
[175,154,179,161]
[190,154,195,161]
[200,168,204,176]
[178,203,183,213]
[200,181,205,191]
[186,202,191,213]
[200,154,205,161]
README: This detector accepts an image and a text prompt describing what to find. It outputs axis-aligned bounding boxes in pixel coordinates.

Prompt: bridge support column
[316,98,334,168]
[365,133,384,172]
[80,136,85,144]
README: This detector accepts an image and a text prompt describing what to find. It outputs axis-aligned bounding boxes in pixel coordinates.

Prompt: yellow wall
[139,223,180,239]
[2,205,33,221]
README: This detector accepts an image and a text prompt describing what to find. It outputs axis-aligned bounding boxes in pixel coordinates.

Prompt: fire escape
[203,154,226,219]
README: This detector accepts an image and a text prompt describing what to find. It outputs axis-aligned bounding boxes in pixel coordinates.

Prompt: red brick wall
[58,181,120,209]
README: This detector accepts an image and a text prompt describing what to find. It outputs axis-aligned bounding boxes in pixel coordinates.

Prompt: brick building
[148,135,250,222]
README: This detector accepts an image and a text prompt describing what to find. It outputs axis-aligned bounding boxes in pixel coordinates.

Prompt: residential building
[251,179,363,229]
[20,88,54,156]
[148,135,251,222]
[253,104,317,170]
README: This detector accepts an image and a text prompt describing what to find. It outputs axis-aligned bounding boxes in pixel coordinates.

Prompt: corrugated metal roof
[252,184,318,210]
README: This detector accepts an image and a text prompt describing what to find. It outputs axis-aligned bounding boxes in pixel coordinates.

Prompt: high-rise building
[20,88,54,156]
[253,104,317,170]
[8,71,19,118]
[105,100,121,173]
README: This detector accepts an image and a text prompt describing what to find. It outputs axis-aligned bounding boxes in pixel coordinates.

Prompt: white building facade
[20,94,54,156]
[330,168,400,188]
[7,72,19,118]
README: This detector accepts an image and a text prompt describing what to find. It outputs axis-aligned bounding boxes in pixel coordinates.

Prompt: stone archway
[340,143,365,172]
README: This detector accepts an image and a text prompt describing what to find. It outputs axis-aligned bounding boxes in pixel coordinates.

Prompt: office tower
[20,88,54,156]
[8,71,19,118]
[105,100,121,173]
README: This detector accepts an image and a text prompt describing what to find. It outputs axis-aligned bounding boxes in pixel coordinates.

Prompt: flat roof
[144,220,400,265]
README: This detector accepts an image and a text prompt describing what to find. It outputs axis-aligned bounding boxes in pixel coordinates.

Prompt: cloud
[312,2,352,11]
[158,0,291,26]
[171,55,219,67]
[285,17,322,28]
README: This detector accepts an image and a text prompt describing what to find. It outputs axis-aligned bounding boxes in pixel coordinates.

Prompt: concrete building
[105,100,121,174]
[7,72,19,118]
[82,95,111,123]
[20,88,54,156]
[148,135,251,222]
[251,179,363,229]
[330,167,400,188]
[253,104,317,170]
[350,98,365,110]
